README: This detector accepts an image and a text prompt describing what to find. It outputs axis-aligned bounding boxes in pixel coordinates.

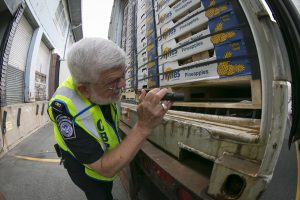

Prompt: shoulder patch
[52,101,66,114]
[56,114,76,140]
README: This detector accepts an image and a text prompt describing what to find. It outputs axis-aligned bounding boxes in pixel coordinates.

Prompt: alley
[0,123,129,200]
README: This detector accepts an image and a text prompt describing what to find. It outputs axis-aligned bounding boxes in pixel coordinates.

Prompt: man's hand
[136,88,173,136]
[89,88,173,178]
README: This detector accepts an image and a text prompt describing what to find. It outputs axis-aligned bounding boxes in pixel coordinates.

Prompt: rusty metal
[119,122,211,198]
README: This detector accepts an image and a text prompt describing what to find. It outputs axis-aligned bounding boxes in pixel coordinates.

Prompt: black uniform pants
[62,151,113,200]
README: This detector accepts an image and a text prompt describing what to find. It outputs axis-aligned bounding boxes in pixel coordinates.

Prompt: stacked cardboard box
[136,0,160,89]
[124,1,137,91]
[122,0,254,90]
[157,0,252,86]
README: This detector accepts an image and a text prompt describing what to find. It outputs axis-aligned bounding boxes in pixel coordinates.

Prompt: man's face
[89,66,126,105]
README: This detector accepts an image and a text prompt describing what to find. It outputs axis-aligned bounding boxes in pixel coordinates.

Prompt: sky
[82,0,114,38]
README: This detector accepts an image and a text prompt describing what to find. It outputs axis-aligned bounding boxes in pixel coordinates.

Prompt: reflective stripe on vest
[48,76,121,181]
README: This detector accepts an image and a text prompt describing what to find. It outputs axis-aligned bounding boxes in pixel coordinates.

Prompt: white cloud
[82,0,114,38]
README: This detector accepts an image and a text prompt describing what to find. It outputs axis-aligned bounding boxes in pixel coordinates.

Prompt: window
[55,1,68,35]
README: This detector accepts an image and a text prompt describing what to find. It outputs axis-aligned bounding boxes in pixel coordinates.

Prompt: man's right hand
[135,88,173,136]
[89,88,173,178]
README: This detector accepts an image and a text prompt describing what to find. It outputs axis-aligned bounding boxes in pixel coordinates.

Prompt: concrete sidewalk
[0,123,130,200]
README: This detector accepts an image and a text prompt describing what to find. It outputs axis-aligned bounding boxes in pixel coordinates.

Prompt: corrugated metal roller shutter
[7,15,33,105]
[6,66,24,104]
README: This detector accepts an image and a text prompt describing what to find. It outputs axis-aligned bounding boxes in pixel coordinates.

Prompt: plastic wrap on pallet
[156,0,201,28]
[159,39,252,86]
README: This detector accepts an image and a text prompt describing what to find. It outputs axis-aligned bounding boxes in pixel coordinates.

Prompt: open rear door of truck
[109,0,300,199]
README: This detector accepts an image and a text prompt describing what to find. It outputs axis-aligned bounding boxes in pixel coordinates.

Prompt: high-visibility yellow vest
[48,76,121,181]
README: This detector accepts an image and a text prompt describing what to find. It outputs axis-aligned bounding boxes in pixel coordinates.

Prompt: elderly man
[48,38,171,200]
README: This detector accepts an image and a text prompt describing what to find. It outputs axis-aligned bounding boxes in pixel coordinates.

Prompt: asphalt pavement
[0,122,297,200]
[260,124,297,200]
[0,123,129,200]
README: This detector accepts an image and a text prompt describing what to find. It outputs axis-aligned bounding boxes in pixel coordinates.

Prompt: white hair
[67,37,126,84]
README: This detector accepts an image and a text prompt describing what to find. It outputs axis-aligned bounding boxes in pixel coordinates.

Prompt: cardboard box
[125,48,136,65]
[137,28,154,46]
[159,40,252,86]
[208,11,239,33]
[137,44,157,67]
[139,60,159,77]
[203,0,234,19]
[137,31,156,54]
[158,25,248,63]
[154,0,178,13]
[126,55,135,68]
[201,0,229,9]
[159,58,251,86]
[157,9,207,44]
[210,28,245,46]
[138,61,159,89]
[156,0,201,28]
[157,12,208,46]
[214,41,251,77]
[126,77,135,89]
[138,77,148,90]
[159,58,219,86]
[158,28,214,64]
[137,0,153,8]
[137,16,155,37]
[137,8,154,25]
[125,67,135,79]
[138,76,160,89]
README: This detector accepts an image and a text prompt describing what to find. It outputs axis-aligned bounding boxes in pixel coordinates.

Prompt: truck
[108,0,300,199]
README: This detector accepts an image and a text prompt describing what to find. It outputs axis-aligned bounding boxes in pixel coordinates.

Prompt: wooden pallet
[168,76,261,110]
[121,91,136,100]
[124,75,261,113]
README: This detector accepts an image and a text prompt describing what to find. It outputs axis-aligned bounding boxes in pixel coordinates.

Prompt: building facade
[0,0,82,156]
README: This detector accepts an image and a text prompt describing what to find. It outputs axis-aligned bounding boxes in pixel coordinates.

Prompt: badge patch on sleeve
[56,115,76,140]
